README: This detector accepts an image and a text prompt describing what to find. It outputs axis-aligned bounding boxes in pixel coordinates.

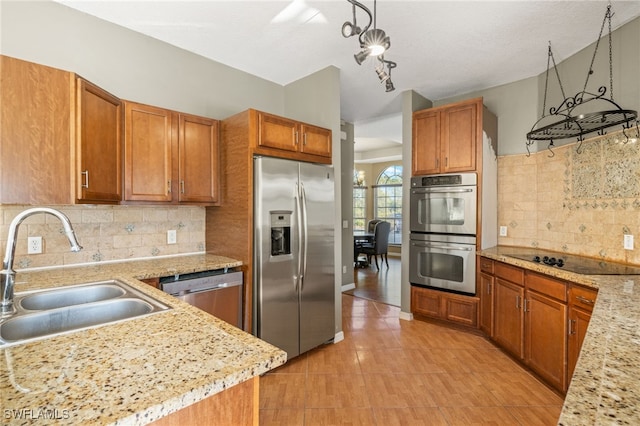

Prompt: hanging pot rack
[526,4,638,155]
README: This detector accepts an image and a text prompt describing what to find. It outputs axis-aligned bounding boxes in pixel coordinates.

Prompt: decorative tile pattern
[0,205,206,269]
[498,127,640,265]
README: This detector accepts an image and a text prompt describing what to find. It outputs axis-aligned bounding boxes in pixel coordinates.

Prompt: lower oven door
[409,233,476,295]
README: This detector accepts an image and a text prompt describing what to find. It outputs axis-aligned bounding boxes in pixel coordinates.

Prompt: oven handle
[411,242,474,251]
[412,188,474,194]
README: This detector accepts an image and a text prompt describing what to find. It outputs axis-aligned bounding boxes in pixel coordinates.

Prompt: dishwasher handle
[160,271,243,296]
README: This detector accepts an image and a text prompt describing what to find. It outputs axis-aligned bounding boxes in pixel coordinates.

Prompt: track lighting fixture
[341,0,397,92]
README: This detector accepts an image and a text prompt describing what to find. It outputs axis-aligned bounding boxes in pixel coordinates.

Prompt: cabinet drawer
[569,285,598,312]
[494,262,524,285]
[479,257,494,274]
[526,272,567,302]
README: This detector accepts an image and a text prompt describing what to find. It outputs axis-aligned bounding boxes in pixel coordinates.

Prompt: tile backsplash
[0,205,205,270]
[499,127,640,265]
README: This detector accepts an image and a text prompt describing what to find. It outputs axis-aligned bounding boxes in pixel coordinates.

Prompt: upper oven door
[410,182,477,235]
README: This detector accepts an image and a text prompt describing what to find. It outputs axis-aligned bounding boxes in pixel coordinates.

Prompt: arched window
[374,165,402,244]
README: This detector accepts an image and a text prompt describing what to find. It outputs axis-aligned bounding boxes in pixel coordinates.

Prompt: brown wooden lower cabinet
[568,285,598,382]
[493,278,525,359]
[150,376,258,426]
[411,286,478,328]
[524,289,567,392]
[478,256,599,394]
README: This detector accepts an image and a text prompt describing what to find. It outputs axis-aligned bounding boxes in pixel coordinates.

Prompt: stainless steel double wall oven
[409,173,477,295]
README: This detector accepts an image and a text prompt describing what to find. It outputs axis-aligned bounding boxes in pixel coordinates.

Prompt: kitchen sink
[19,283,126,310]
[0,280,171,347]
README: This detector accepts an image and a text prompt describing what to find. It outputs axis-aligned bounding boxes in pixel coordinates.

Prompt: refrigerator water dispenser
[270,211,291,256]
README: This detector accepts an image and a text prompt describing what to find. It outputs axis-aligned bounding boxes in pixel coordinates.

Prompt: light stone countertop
[0,254,287,425]
[479,246,640,425]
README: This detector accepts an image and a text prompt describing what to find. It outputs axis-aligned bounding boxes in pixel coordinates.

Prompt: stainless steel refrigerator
[253,156,335,358]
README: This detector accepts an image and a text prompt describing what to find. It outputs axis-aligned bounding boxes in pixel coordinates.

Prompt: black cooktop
[507,252,640,275]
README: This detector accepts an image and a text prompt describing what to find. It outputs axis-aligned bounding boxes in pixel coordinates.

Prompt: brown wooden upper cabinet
[123,101,220,205]
[76,79,123,203]
[256,111,332,162]
[0,55,122,205]
[412,98,481,176]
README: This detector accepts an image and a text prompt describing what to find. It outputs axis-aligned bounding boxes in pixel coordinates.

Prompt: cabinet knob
[167,180,172,194]
[81,170,89,189]
[568,319,576,335]
[295,131,299,145]
[180,180,185,194]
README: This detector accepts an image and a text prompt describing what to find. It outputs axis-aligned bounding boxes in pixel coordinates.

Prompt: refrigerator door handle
[294,182,303,291]
[300,182,308,290]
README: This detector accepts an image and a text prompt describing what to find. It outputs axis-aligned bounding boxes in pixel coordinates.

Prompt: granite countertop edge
[1,253,287,426]
[478,246,640,425]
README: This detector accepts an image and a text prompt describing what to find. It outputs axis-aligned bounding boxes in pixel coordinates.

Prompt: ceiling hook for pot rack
[547,140,556,158]
[576,135,585,154]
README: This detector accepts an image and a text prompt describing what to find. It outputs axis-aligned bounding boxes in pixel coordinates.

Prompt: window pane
[353,186,366,232]
[374,166,403,244]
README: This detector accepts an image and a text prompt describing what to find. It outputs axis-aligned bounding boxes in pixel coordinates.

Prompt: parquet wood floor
[260,294,564,426]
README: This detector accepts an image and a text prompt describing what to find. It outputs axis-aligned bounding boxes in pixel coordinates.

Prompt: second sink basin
[19,283,126,310]
[0,279,171,347]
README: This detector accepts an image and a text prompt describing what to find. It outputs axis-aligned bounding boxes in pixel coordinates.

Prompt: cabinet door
[257,112,298,152]
[568,307,592,383]
[124,102,173,202]
[77,79,122,203]
[412,110,440,175]
[300,124,331,158]
[525,290,568,392]
[479,272,494,336]
[411,286,441,318]
[178,113,220,204]
[441,101,477,173]
[0,56,74,204]
[443,293,478,327]
[493,278,524,359]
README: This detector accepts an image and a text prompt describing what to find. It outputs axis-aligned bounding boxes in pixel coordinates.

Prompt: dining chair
[355,221,390,270]
[366,219,382,233]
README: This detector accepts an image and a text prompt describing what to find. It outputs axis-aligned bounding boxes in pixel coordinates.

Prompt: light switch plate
[499,226,508,237]
[624,234,634,250]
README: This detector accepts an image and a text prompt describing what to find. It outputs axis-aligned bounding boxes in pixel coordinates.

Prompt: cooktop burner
[507,252,640,275]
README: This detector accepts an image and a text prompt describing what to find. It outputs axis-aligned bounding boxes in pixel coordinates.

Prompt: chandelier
[341,0,397,92]
[526,4,638,155]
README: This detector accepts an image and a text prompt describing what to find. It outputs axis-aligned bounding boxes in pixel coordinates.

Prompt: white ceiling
[54,0,640,160]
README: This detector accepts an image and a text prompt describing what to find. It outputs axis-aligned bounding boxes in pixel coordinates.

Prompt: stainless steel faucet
[1,208,83,317]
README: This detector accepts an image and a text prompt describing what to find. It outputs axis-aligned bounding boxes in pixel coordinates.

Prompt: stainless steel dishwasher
[159,270,243,328]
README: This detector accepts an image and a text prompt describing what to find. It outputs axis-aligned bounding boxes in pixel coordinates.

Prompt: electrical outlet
[624,234,634,250]
[167,230,177,245]
[28,236,42,254]
[342,265,347,274]
[499,226,508,237]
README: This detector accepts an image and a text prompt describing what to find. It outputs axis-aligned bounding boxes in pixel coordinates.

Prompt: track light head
[363,28,390,56]
[342,21,361,38]
[354,49,370,65]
